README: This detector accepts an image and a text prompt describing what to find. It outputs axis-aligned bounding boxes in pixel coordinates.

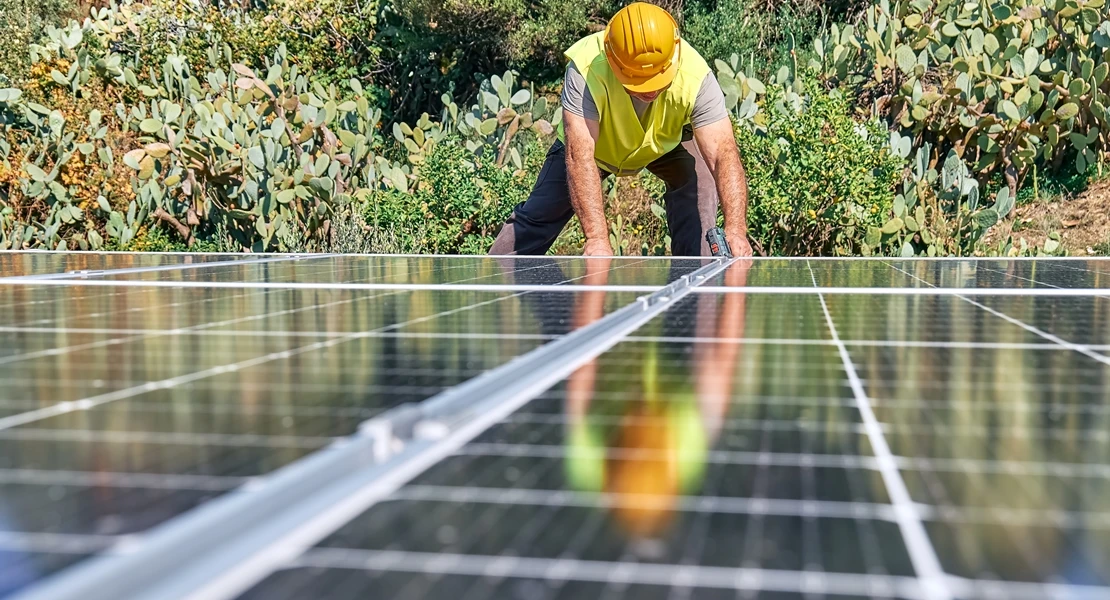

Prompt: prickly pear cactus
[0,1,560,252]
[813,0,1110,195]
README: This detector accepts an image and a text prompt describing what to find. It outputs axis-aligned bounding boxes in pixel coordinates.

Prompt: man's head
[604,2,681,97]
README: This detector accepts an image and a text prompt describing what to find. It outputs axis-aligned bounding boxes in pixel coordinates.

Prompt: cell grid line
[0,253,322,281]
[894,456,1110,478]
[9,277,1110,295]
[0,468,248,491]
[389,484,899,521]
[886,262,1110,368]
[917,503,1110,530]
[690,286,1110,296]
[500,412,1110,442]
[0,531,120,554]
[501,412,868,432]
[806,259,951,600]
[455,442,880,469]
[0,428,336,449]
[454,440,1110,477]
[0,326,559,342]
[9,250,1109,261]
[945,576,1110,600]
[622,335,1110,350]
[288,548,925,599]
[0,278,664,293]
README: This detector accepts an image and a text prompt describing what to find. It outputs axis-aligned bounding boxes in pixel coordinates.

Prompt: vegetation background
[1,0,1108,256]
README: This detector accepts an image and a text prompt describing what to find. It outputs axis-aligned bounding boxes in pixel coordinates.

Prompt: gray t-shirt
[561,62,729,129]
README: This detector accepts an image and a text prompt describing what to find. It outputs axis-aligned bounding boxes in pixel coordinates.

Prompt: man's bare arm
[563,110,612,256]
[694,118,752,256]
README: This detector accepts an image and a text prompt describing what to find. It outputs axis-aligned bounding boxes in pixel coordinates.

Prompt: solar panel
[0,253,1108,600]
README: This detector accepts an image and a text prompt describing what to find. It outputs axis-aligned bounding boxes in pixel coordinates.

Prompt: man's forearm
[715,148,749,234]
[566,150,608,240]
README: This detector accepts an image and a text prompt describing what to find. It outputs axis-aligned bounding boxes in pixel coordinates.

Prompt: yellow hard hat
[604,3,682,94]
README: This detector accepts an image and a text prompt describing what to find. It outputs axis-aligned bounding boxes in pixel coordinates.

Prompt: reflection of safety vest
[566,347,708,495]
[557,32,711,175]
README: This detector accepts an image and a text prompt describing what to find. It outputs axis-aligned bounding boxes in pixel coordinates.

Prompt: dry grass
[985,179,1110,255]
[550,173,671,255]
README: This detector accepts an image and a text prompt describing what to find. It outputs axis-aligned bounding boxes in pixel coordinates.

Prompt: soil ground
[985,179,1110,256]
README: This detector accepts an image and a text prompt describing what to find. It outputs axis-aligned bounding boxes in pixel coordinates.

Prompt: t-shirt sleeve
[690,73,730,129]
[561,63,601,122]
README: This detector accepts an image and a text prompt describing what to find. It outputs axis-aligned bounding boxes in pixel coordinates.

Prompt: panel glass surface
[244,285,916,600]
[99,256,708,287]
[5,255,1110,600]
[0,251,256,278]
[244,260,1110,600]
[703,258,1110,289]
[0,260,641,596]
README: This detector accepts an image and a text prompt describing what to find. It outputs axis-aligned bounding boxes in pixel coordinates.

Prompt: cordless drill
[706,227,733,258]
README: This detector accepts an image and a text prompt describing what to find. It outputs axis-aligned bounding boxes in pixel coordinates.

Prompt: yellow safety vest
[558,32,710,175]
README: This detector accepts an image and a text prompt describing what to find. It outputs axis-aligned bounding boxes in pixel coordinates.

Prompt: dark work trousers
[489,137,720,256]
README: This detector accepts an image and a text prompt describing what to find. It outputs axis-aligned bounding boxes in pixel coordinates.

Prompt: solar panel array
[0,252,1108,600]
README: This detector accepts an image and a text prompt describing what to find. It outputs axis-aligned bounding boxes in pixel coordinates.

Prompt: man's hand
[583,238,614,256]
[726,228,753,257]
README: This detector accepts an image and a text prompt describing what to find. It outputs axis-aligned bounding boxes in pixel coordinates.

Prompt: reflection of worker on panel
[561,258,751,537]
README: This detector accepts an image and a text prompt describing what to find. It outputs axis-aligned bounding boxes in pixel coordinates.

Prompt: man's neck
[628,95,651,123]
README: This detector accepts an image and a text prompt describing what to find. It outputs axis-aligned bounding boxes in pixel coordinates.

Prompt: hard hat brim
[613,57,680,94]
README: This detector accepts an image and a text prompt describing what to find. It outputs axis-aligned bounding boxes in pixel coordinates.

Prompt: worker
[489,2,753,258]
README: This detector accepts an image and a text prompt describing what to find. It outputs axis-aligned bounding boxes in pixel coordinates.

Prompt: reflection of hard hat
[606,403,680,536]
[604,2,681,93]
[564,347,708,537]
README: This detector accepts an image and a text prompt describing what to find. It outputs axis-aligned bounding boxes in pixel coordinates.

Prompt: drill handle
[705,227,733,258]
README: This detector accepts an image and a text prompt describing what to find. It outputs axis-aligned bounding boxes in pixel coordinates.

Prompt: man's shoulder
[565,32,606,63]
[679,40,711,73]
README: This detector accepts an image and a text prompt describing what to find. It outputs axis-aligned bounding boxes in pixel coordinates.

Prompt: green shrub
[684,0,821,73]
[361,188,426,252]
[737,73,903,255]
[812,0,1110,195]
[377,0,618,121]
[0,0,75,85]
[683,1,869,74]
[133,0,382,91]
[106,225,221,252]
[366,137,542,253]
[0,1,553,254]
